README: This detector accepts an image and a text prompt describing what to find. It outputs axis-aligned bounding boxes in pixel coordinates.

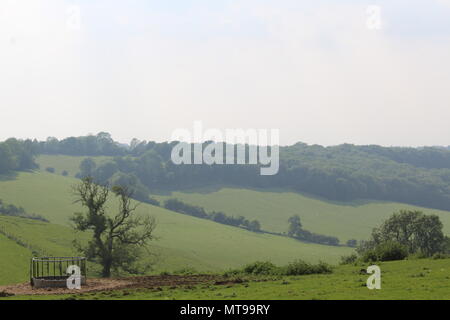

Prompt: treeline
[287,215,340,246]
[6,133,450,211]
[72,138,450,212]
[0,138,38,174]
[290,229,340,246]
[359,145,450,170]
[36,133,450,169]
[35,132,126,156]
[0,199,49,222]
[76,158,160,206]
[279,143,450,211]
[163,199,261,232]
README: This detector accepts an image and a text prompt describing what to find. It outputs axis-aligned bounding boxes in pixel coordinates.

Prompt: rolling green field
[0,216,86,257]
[0,233,32,285]
[155,188,450,242]
[1,155,450,299]
[3,258,450,300]
[33,155,450,242]
[0,215,92,285]
[0,171,352,285]
[36,155,111,177]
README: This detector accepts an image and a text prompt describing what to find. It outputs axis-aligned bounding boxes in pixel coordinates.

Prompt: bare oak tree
[71,177,156,277]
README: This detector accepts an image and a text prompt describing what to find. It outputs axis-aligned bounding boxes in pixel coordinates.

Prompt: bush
[223,269,241,277]
[45,167,55,173]
[313,261,333,274]
[340,253,358,265]
[227,260,334,277]
[407,251,427,260]
[375,241,408,261]
[62,170,69,176]
[432,252,450,260]
[284,260,332,275]
[173,267,198,275]
[361,241,408,262]
[243,261,279,275]
[361,249,378,263]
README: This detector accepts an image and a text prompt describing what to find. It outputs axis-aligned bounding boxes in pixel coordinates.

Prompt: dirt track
[0,275,241,296]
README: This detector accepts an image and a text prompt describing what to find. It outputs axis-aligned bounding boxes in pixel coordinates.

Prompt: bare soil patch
[0,275,242,296]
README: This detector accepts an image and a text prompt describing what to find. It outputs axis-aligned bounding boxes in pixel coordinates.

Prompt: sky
[1,0,450,146]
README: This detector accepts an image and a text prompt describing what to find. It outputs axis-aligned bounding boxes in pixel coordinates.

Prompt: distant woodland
[1,132,450,211]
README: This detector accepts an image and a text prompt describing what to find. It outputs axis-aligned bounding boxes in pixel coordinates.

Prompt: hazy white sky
[1,0,449,146]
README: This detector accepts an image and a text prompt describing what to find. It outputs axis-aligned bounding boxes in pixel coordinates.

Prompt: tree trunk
[102,260,112,278]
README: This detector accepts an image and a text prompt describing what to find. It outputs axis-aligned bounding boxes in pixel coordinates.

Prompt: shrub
[407,251,427,260]
[173,267,198,275]
[361,249,378,263]
[284,260,310,275]
[227,260,334,277]
[360,241,408,262]
[223,269,241,277]
[313,261,333,274]
[340,253,358,265]
[432,252,450,260]
[243,261,279,275]
[284,260,332,275]
[45,167,55,173]
[374,241,408,261]
[62,170,69,176]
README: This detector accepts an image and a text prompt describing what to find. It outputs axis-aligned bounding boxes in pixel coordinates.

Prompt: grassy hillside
[0,171,352,285]
[36,155,111,177]
[0,216,92,285]
[0,233,32,285]
[0,172,81,225]
[0,216,84,256]
[154,187,450,242]
[34,155,450,242]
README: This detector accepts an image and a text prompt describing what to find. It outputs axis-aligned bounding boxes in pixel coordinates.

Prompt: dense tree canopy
[3,134,450,211]
[72,138,450,212]
[37,132,125,156]
[0,138,38,174]
[354,210,449,261]
[370,210,446,256]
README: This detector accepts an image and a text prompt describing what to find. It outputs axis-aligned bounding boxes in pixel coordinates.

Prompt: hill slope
[36,155,111,177]
[0,233,32,285]
[31,154,450,241]
[155,187,450,242]
[0,172,352,285]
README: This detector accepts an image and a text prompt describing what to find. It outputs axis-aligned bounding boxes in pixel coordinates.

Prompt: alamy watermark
[366,265,381,290]
[66,265,82,289]
[366,5,382,31]
[170,121,280,176]
[66,5,81,31]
